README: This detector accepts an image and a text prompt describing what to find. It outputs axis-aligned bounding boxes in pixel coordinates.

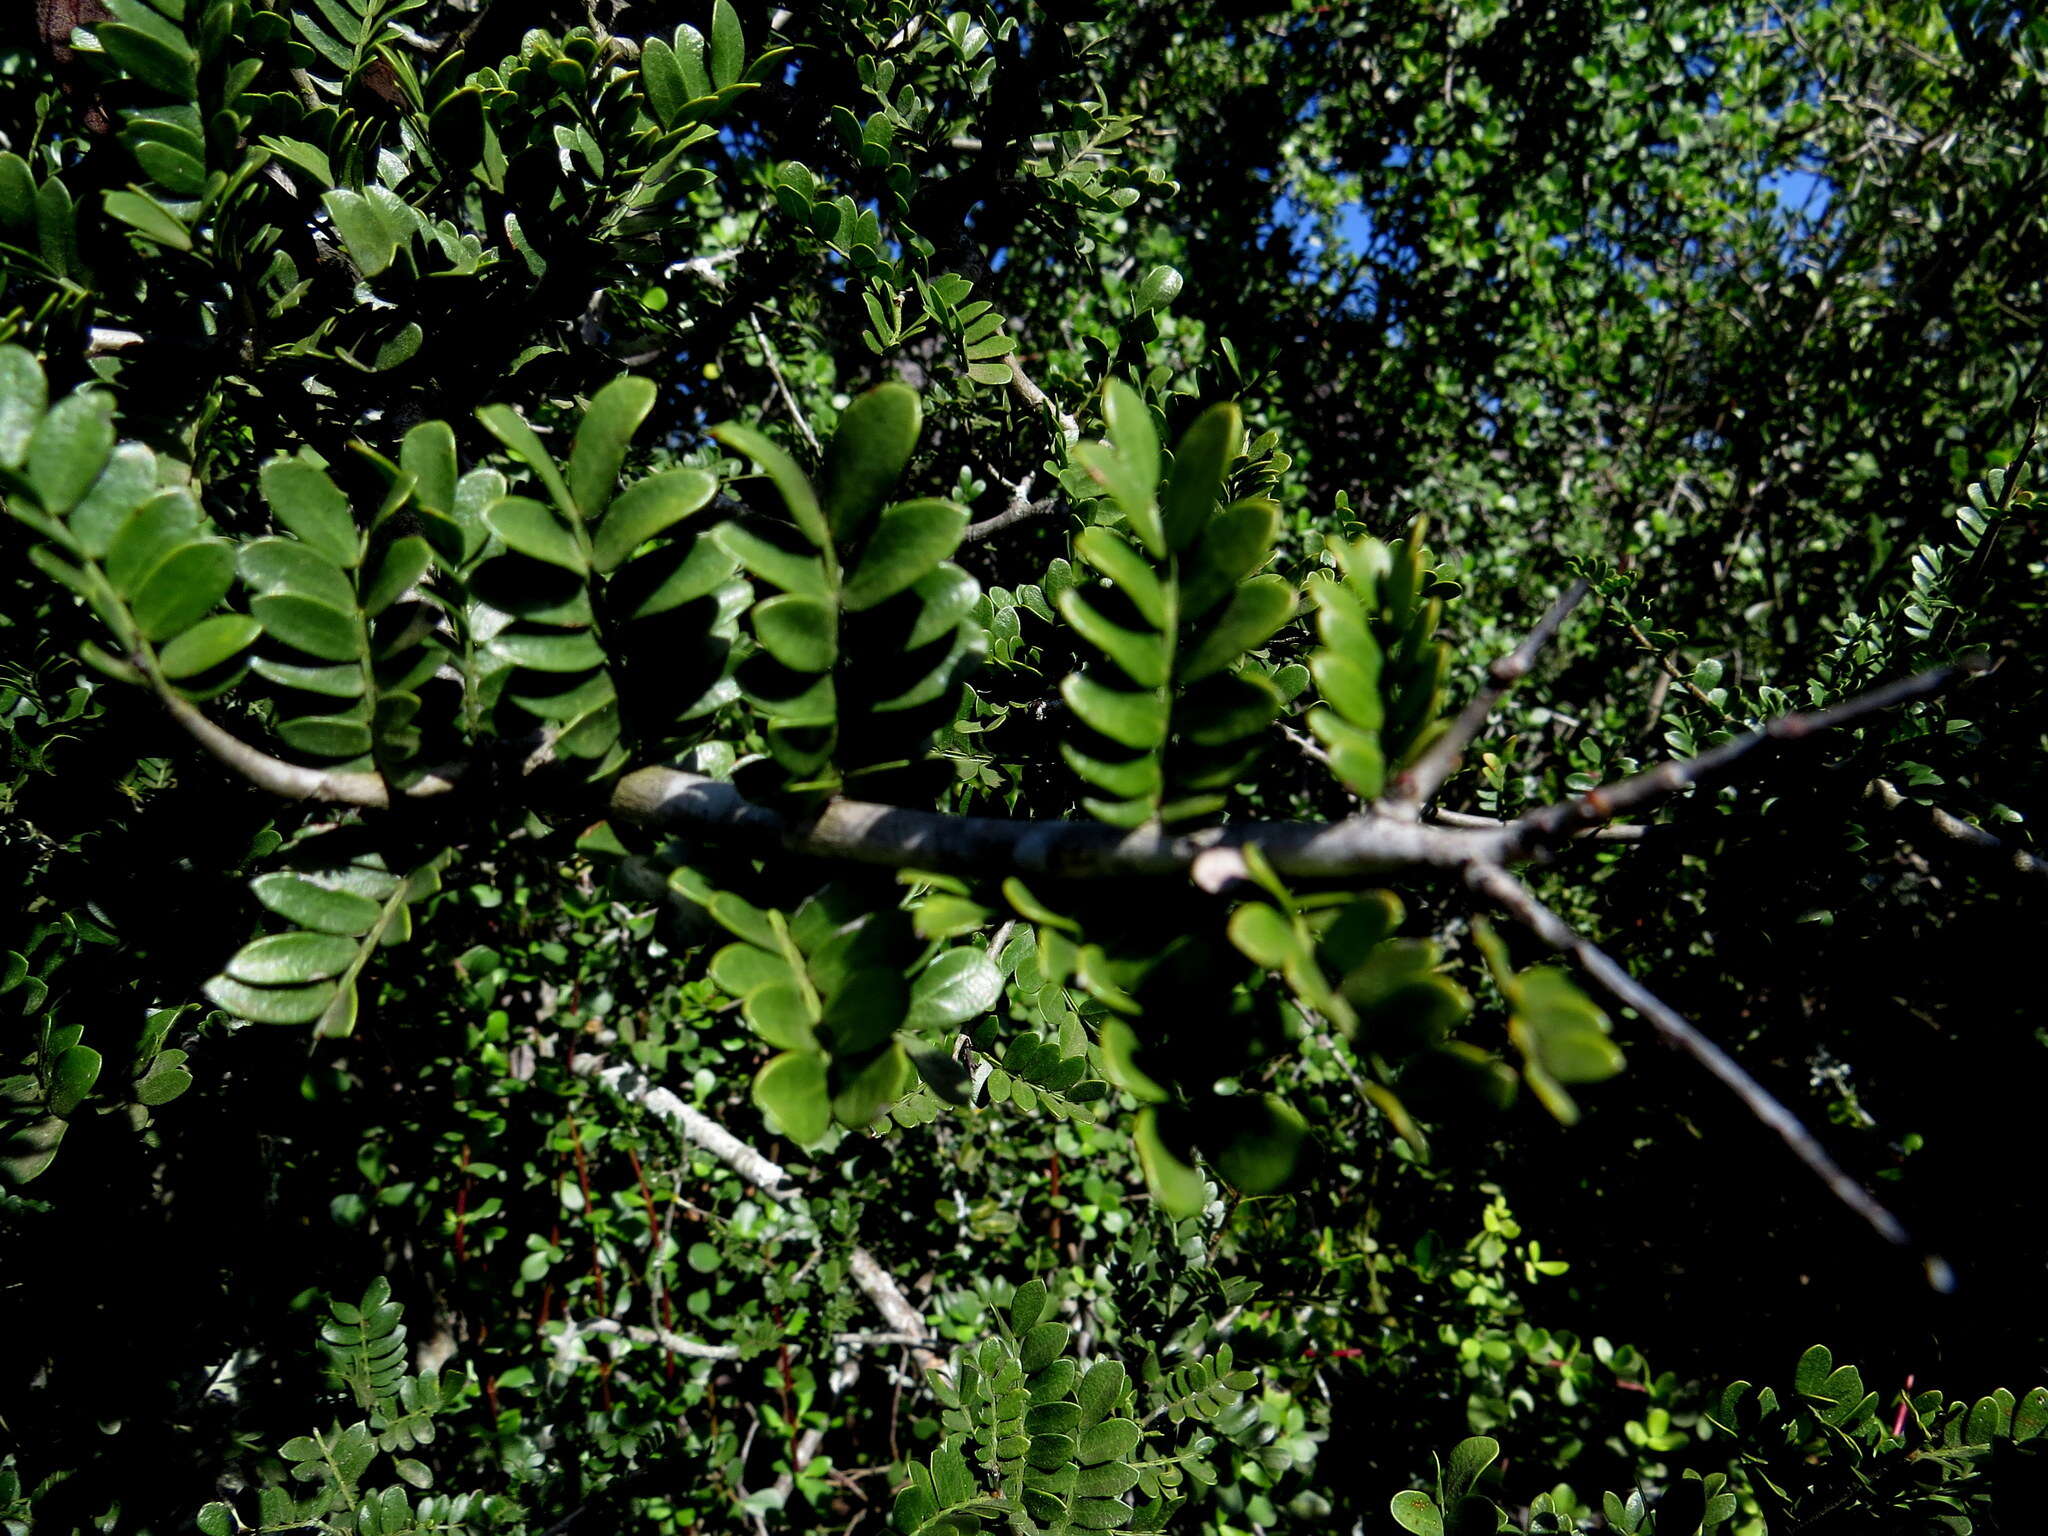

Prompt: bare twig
[1624,619,1734,720]
[570,1056,945,1376]
[1865,778,2046,883]
[1507,662,1977,856]
[1390,578,1590,811]
[965,474,1061,541]
[749,313,821,457]
[1005,359,1080,445]
[1467,861,1942,1280]
[1429,807,1647,843]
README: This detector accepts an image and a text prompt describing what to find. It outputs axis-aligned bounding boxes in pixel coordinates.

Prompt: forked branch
[1391,577,1591,812]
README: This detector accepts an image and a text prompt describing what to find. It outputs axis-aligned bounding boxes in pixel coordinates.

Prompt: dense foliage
[2,2,2044,1533]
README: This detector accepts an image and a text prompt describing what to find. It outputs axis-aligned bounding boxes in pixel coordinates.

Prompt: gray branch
[1467,861,1939,1276]
[1390,577,1590,812]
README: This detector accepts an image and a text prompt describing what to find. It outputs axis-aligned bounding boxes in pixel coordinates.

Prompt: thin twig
[570,1055,945,1376]
[749,313,821,457]
[1865,778,2046,884]
[964,475,1060,542]
[1507,663,1978,856]
[1467,861,1942,1282]
[1390,578,1590,811]
[1624,619,1733,720]
[1429,807,1647,843]
[1006,359,1080,445]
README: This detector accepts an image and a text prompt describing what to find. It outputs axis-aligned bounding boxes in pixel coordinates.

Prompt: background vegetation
[1,1,2044,1532]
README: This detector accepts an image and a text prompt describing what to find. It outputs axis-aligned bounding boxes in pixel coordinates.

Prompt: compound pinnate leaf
[261,458,360,568]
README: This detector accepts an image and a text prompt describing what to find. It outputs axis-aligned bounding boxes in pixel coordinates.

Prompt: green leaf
[1077,1360,1127,1428]
[48,1045,101,1118]
[823,970,907,1054]
[640,39,687,127]
[322,189,402,277]
[27,393,115,515]
[226,932,361,985]
[1019,1320,1069,1374]
[487,496,587,573]
[362,536,432,617]
[99,21,197,96]
[478,402,577,517]
[824,382,921,540]
[713,421,828,549]
[0,345,48,467]
[568,376,657,518]
[906,565,981,649]
[1177,575,1296,682]
[672,25,712,98]
[130,540,234,640]
[752,593,837,671]
[104,188,192,250]
[69,442,159,560]
[0,156,35,236]
[158,613,261,678]
[593,468,715,570]
[490,629,606,672]
[743,984,820,1051]
[1074,440,1164,558]
[1073,527,1167,629]
[1160,403,1240,551]
[1132,1107,1206,1217]
[713,522,829,597]
[1102,379,1159,507]
[906,949,1002,1031]
[239,537,354,608]
[1184,498,1280,615]
[261,458,360,568]
[709,0,744,89]
[1444,1436,1500,1504]
[250,874,382,935]
[833,1041,912,1127]
[753,1050,830,1144]
[843,499,967,611]
[203,974,340,1026]
[1134,265,1183,312]
[1010,1278,1048,1334]
[1061,672,1167,751]
[1391,1491,1445,1536]
[252,592,362,662]
[1076,1416,1139,1464]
